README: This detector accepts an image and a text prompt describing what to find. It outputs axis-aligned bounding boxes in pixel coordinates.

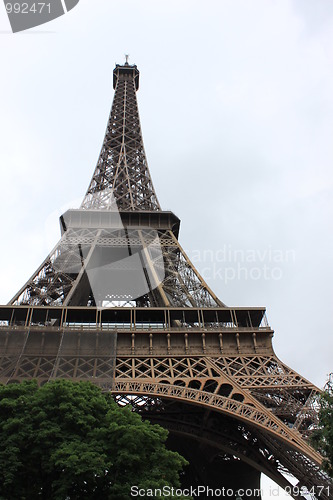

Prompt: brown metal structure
[0,62,331,498]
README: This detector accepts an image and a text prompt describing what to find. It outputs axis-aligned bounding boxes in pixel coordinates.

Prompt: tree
[0,380,189,499]
[312,374,333,478]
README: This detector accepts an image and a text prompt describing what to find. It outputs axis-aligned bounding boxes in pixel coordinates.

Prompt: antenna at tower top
[125,54,129,65]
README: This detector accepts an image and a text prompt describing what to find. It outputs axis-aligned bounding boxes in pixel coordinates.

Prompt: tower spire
[9,62,221,309]
[81,62,161,212]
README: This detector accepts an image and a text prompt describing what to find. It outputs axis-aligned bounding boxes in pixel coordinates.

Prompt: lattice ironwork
[1,61,331,499]
[81,63,160,211]
[10,225,222,308]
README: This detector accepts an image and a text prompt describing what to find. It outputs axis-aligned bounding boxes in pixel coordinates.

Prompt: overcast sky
[0,1,332,492]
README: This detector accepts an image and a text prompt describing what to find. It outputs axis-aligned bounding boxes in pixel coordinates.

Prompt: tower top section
[81,62,160,211]
[113,63,139,91]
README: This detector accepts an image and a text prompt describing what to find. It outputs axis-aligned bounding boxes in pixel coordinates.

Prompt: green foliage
[0,380,189,499]
[312,376,333,478]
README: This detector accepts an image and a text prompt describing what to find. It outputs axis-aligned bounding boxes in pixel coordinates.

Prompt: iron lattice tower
[0,62,331,498]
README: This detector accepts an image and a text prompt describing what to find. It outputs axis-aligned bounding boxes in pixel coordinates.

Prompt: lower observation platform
[0,305,273,384]
[0,305,269,330]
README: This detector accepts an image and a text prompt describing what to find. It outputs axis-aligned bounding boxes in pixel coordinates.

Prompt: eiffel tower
[0,61,331,498]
